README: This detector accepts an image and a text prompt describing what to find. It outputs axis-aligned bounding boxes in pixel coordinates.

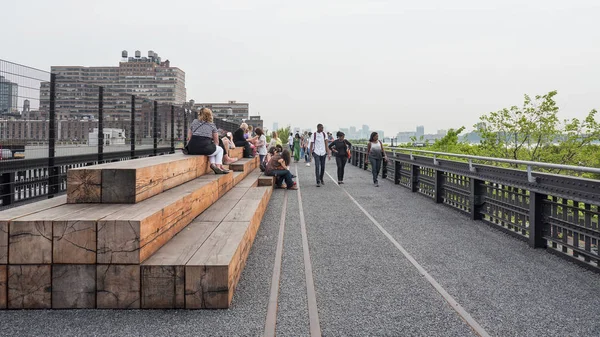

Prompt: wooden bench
[67,149,246,205]
[141,172,272,309]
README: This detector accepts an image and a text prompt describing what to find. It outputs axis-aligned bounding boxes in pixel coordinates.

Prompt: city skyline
[3,1,600,137]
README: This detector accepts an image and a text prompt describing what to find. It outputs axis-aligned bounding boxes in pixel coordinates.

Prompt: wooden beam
[96,265,140,309]
[0,265,6,309]
[52,265,95,309]
[8,265,51,309]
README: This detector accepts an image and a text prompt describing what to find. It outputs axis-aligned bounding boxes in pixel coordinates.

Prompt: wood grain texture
[96,265,140,309]
[229,147,243,159]
[68,153,212,204]
[9,204,91,264]
[52,265,96,309]
[97,178,220,264]
[7,265,51,309]
[0,195,67,264]
[258,175,275,186]
[0,265,6,309]
[141,265,184,309]
[67,169,102,203]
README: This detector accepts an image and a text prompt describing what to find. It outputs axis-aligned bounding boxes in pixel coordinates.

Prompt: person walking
[288,133,294,152]
[328,131,352,184]
[366,131,387,187]
[265,149,298,190]
[309,123,330,187]
[183,108,230,174]
[293,133,301,162]
[304,132,312,166]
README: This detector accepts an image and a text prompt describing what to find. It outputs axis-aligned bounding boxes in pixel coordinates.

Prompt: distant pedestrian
[328,131,352,184]
[288,133,294,152]
[304,132,313,166]
[310,123,331,187]
[293,133,301,162]
[265,149,298,190]
[367,132,387,187]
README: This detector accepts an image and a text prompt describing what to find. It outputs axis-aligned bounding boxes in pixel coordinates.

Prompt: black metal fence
[351,146,600,273]
[0,60,238,209]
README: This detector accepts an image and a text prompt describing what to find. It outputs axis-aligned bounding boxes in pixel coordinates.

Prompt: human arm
[277,158,288,170]
[213,130,219,145]
[328,140,337,153]
[187,129,192,142]
[367,141,371,157]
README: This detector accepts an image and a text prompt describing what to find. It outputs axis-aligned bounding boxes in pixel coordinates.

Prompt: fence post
[0,172,15,206]
[529,191,547,248]
[130,95,135,158]
[434,170,444,203]
[183,109,188,144]
[411,164,419,193]
[171,105,175,153]
[394,159,401,185]
[48,73,58,197]
[153,101,158,156]
[470,178,484,220]
[98,86,104,162]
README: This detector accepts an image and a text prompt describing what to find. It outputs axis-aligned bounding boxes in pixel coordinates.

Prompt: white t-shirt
[312,131,327,156]
[288,135,293,146]
[258,135,267,155]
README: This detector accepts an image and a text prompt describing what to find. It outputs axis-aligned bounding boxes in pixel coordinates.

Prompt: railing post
[130,95,135,158]
[411,164,419,193]
[434,170,444,203]
[364,152,368,170]
[171,105,175,153]
[183,109,188,143]
[394,159,401,185]
[470,178,484,220]
[529,191,547,248]
[48,73,58,198]
[0,172,15,206]
[153,101,158,156]
[98,86,104,162]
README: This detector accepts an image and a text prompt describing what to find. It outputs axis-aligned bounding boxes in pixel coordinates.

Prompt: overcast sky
[3,0,600,136]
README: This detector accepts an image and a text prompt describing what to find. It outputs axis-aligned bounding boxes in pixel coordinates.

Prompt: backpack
[313,131,326,143]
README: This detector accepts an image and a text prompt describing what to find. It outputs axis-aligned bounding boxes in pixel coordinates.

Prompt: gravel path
[329,163,600,337]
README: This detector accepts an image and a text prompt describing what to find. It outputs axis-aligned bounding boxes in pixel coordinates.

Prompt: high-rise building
[40,50,186,119]
[0,76,18,115]
[273,122,279,131]
[246,115,263,131]
[416,125,424,138]
[193,101,249,124]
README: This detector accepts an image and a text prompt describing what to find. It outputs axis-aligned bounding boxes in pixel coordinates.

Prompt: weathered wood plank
[9,204,92,264]
[7,265,51,309]
[229,147,243,159]
[52,204,127,264]
[0,265,6,309]
[141,265,184,309]
[68,153,213,204]
[52,265,95,309]
[97,178,220,264]
[258,175,275,186]
[0,195,67,264]
[229,158,255,172]
[67,169,102,203]
[185,186,271,309]
[96,265,140,309]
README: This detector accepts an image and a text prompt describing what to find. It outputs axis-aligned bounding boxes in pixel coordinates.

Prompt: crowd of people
[182,108,387,189]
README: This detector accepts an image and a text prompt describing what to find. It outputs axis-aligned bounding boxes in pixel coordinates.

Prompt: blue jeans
[268,169,294,187]
[369,157,381,183]
[313,153,326,183]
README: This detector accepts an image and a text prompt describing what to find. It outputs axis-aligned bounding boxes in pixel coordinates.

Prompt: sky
[3,0,600,136]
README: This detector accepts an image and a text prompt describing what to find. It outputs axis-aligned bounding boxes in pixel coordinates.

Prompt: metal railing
[351,145,600,273]
[0,60,239,209]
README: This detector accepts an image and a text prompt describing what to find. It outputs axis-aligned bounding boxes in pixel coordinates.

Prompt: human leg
[318,155,326,184]
[313,153,322,184]
[369,157,378,183]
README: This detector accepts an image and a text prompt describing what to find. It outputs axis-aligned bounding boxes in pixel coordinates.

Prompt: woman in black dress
[184,108,229,174]
[328,131,352,184]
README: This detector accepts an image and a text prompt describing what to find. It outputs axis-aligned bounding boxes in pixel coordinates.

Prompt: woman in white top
[366,132,387,187]
[255,127,268,164]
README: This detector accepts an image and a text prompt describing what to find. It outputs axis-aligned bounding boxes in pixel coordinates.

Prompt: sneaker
[375,183,379,187]
[316,182,321,187]
[339,181,344,184]
[306,163,311,167]
[320,180,325,186]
